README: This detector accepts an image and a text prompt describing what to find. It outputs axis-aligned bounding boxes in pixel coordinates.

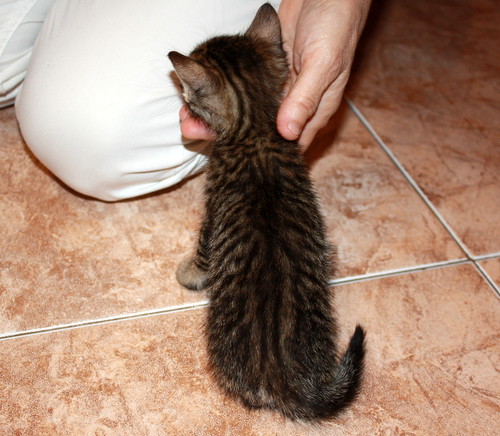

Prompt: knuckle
[295,94,318,118]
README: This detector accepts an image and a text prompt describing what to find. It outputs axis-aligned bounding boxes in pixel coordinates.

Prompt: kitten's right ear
[168,51,218,94]
[245,3,282,46]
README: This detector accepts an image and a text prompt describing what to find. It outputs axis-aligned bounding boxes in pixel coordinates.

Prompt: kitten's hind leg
[177,211,212,291]
[176,252,208,291]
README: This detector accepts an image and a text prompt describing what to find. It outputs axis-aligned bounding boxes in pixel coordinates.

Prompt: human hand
[277,0,371,148]
[179,104,217,141]
[179,0,371,146]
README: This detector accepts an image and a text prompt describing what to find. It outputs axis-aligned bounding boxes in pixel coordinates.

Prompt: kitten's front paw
[176,256,208,291]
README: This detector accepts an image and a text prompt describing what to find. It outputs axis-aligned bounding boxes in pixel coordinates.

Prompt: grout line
[472,252,500,261]
[473,262,500,298]
[2,258,471,342]
[329,258,470,286]
[345,98,474,260]
[345,98,500,298]
[0,300,209,342]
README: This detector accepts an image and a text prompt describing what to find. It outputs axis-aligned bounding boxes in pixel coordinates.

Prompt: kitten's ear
[168,51,218,94]
[245,3,282,45]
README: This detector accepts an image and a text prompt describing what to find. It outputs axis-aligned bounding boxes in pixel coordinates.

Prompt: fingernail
[287,121,301,137]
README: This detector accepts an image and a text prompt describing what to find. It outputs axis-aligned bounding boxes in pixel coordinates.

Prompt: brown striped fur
[169,4,365,421]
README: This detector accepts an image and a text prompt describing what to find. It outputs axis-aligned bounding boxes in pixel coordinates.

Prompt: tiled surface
[1,265,499,435]
[308,105,464,277]
[348,0,500,256]
[1,0,499,433]
[1,103,206,334]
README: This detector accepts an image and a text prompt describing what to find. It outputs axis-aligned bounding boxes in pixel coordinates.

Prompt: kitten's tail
[294,325,366,421]
[326,325,366,414]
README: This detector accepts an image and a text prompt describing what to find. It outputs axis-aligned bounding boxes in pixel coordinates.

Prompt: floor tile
[1,107,207,335]
[348,0,500,256]
[1,264,498,435]
[308,104,464,277]
[1,102,464,335]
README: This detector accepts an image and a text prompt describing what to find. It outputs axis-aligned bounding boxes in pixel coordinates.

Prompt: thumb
[179,105,216,141]
[277,62,329,141]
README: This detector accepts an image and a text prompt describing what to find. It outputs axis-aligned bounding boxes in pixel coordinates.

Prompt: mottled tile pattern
[1,265,498,435]
[1,106,207,334]
[1,0,499,433]
[308,106,463,278]
[348,0,500,256]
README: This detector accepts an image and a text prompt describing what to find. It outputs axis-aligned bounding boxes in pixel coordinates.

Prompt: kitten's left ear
[168,51,219,95]
[245,3,282,46]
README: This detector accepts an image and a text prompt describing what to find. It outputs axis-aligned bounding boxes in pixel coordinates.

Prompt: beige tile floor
[1,0,499,434]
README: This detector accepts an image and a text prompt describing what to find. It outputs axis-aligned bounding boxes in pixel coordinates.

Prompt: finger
[298,95,340,149]
[297,72,349,148]
[277,59,332,141]
[179,105,216,141]
[277,0,302,51]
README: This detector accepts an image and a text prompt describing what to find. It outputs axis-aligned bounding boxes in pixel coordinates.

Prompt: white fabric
[0,0,55,107]
[14,0,281,201]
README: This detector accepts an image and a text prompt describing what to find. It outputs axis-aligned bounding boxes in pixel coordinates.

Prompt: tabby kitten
[169,4,365,421]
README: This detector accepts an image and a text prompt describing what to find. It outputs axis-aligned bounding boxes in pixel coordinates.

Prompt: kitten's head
[168,4,288,142]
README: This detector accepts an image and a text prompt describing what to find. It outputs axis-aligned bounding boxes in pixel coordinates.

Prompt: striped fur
[169,4,365,421]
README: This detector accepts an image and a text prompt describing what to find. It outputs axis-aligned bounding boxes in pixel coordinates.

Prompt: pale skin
[179,0,372,149]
